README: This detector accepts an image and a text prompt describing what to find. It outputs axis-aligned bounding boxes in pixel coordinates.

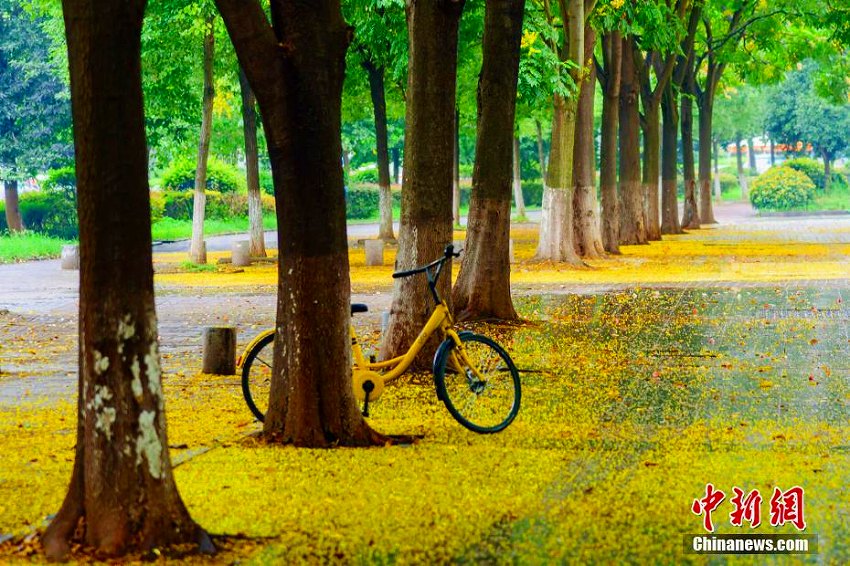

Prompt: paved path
[6,200,850,406]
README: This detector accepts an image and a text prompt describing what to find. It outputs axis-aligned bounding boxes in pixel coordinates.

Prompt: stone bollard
[202,327,236,375]
[509,239,515,263]
[61,245,79,270]
[365,239,385,266]
[381,311,391,334]
[232,240,251,267]
[453,239,465,253]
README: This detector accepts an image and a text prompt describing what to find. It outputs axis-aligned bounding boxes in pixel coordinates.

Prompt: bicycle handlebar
[392,244,461,279]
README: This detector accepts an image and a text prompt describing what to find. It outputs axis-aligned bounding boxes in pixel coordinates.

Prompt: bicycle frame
[237,302,464,380]
[351,301,461,382]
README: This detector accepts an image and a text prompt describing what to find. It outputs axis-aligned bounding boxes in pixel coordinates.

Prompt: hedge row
[1,189,278,239]
[345,180,544,219]
[0,191,78,239]
[155,190,275,221]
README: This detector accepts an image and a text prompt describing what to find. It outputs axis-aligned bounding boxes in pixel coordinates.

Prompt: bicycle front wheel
[435,333,521,433]
[241,332,275,422]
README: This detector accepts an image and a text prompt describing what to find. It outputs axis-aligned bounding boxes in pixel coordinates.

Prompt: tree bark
[713,137,722,198]
[598,30,621,254]
[641,103,662,240]
[535,0,583,263]
[618,35,645,245]
[572,24,604,258]
[660,84,681,234]
[44,0,209,559]
[190,16,215,264]
[769,139,775,166]
[363,60,395,241]
[735,136,748,199]
[535,119,546,177]
[822,151,832,190]
[697,93,717,223]
[3,180,23,232]
[380,0,465,362]
[216,0,385,447]
[452,0,523,322]
[239,67,266,257]
[453,106,461,226]
[681,85,700,229]
[747,135,757,174]
[392,146,402,185]
[513,136,526,217]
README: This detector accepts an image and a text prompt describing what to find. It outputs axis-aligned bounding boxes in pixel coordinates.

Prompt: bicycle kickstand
[361,380,375,417]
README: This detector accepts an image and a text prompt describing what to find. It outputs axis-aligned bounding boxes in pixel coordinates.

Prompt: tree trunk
[3,180,23,232]
[392,146,402,185]
[380,0,465,363]
[44,1,208,559]
[747,136,757,174]
[660,85,681,234]
[363,60,395,241]
[618,35,646,245]
[680,87,699,229]
[697,91,717,223]
[535,119,546,176]
[536,0,583,263]
[452,0,523,322]
[217,0,385,447]
[453,106,461,226]
[641,103,662,240]
[735,136,748,199]
[823,152,832,191]
[770,138,775,166]
[537,94,582,262]
[189,16,215,263]
[713,138,722,198]
[599,30,621,254]
[239,67,266,257]
[572,24,604,258]
[513,136,526,217]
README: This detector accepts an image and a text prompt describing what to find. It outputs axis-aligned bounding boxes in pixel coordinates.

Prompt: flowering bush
[749,166,815,211]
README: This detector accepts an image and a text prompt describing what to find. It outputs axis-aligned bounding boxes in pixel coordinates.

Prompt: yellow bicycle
[237,245,521,433]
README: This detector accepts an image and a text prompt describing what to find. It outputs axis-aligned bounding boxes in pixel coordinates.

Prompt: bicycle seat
[351,303,369,315]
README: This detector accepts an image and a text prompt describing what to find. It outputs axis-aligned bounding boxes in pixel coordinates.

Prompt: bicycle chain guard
[352,370,385,402]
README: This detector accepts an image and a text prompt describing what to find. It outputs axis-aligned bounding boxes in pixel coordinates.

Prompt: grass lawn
[151,214,278,242]
[0,233,71,263]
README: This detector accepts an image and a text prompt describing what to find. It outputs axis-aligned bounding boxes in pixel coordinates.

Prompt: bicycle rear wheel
[241,332,275,422]
[435,333,521,433]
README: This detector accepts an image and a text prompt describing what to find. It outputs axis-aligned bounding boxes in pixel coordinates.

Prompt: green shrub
[161,157,243,193]
[349,167,379,184]
[521,181,544,207]
[828,171,848,191]
[162,191,194,220]
[259,170,275,195]
[162,190,265,221]
[458,163,474,179]
[718,172,739,194]
[783,157,825,190]
[18,191,79,239]
[346,186,379,219]
[43,167,77,192]
[750,166,816,211]
[149,192,165,224]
